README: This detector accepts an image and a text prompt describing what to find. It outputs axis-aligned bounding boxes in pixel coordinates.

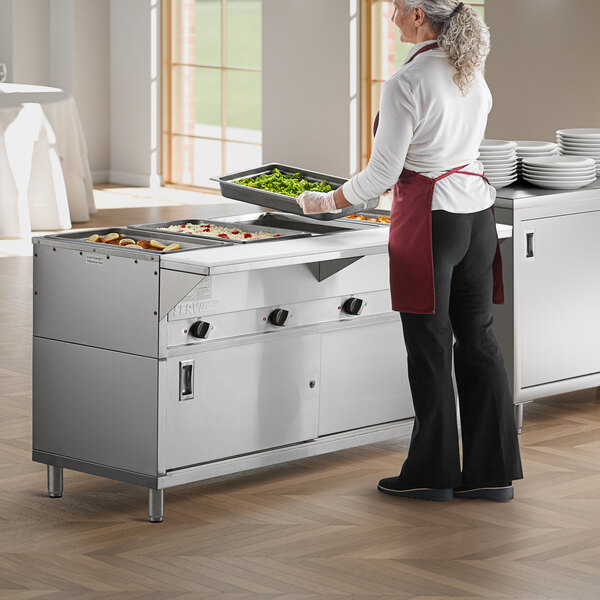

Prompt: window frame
[161,0,262,191]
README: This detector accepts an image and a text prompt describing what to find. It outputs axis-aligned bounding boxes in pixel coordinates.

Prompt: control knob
[343,297,365,316]
[189,320,212,339]
[269,308,290,327]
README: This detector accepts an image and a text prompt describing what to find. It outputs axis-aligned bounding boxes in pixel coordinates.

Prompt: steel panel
[318,320,413,436]
[33,338,159,476]
[33,242,159,356]
[165,335,321,469]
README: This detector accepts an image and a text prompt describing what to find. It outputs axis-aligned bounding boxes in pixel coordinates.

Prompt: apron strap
[434,165,490,185]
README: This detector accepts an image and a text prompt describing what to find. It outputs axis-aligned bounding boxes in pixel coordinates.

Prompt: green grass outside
[193,0,261,130]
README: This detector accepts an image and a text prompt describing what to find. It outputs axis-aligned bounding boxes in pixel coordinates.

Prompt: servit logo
[169,299,219,320]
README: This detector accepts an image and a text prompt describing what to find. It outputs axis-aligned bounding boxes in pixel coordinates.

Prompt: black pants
[398,207,523,489]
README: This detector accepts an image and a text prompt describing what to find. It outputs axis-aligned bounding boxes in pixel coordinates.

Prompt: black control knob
[269,308,290,327]
[343,297,365,316]
[189,320,211,339]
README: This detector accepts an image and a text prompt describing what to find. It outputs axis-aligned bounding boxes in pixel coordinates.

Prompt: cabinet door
[165,335,321,470]
[319,320,413,436]
[520,211,600,387]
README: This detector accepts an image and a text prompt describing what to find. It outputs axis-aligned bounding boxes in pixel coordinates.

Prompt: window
[360,1,485,169]
[162,0,262,189]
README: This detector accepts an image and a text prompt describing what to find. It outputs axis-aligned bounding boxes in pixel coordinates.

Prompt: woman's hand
[297,187,356,214]
[296,190,338,214]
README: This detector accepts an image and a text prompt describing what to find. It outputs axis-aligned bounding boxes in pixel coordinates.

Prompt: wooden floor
[1,187,600,599]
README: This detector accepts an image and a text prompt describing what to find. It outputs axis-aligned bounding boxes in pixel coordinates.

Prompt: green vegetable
[235,168,332,197]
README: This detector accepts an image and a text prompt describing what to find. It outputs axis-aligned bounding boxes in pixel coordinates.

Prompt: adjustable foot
[148,488,164,523]
[47,465,63,498]
[514,403,524,435]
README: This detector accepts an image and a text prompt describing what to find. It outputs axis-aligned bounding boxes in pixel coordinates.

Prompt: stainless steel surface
[33,338,160,476]
[129,218,312,244]
[32,211,515,520]
[41,227,228,254]
[494,177,600,201]
[34,240,160,356]
[211,162,379,221]
[341,208,391,226]
[519,210,600,387]
[159,227,390,276]
[35,419,416,491]
[212,211,377,233]
[165,335,321,470]
[318,320,413,436]
[493,187,600,406]
[148,489,164,522]
[47,465,63,498]
[514,403,524,435]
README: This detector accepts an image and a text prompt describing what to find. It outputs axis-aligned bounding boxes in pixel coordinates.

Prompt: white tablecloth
[0,83,95,238]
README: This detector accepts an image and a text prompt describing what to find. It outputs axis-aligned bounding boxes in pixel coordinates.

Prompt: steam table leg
[47,465,63,498]
[148,488,164,523]
[514,403,524,435]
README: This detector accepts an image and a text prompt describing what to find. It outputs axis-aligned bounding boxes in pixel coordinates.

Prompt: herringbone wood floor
[1,188,600,599]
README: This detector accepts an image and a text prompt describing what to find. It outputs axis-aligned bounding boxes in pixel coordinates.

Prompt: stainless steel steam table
[32,214,512,521]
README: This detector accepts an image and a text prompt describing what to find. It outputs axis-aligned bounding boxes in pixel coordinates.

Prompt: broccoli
[235,168,333,197]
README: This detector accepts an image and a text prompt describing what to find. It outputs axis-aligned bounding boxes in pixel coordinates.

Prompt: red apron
[373,42,504,314]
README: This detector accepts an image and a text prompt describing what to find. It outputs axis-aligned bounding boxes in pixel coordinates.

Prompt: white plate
[523,163,596,172]
[558,149,600,158]
[557,137,600,148]
[557,128,600,138]
[522,171,596,179]
[522,156,596,168]
[523,179,595,190]
[557,137,600,144]
[523,173,596,183]
[480,156,517,164]
[558,141,600,149]
[488,177,518,185]
[490,181,516,189]
[517,150,559,156]
[478,151,517,159]
[513,140,558,151]
[480,140,518,150]
[485,169,518,176]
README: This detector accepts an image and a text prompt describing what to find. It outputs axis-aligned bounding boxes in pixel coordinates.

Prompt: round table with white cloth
[0,83,95,238]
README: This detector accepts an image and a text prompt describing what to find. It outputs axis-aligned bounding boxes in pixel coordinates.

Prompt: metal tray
[129,218,312,244]
[210,163,380,221]
[341,208,391,226]
[40,227,232,254]
[213,212,382,234]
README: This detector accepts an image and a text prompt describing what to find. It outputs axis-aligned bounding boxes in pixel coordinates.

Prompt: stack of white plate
[556,128,600,176]
[521,156,597,189]
[478,140,518,188]
[513,140,558,178]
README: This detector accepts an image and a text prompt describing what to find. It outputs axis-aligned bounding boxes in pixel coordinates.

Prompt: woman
[297,0,523,502]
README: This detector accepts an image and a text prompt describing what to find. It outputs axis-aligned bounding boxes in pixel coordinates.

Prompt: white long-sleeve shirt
[342,40,496,213]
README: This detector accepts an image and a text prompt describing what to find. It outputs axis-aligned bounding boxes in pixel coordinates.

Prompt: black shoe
[377,476,453,501]
[453,481,514,502]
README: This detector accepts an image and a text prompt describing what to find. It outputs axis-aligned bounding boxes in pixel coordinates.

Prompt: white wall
[109,0,161,186]
[13,0,50,85]
[0,0,50,85]
[262,0,359,178]
[49,0,110,181]
[485,0,600,141]
[0,0,14,79]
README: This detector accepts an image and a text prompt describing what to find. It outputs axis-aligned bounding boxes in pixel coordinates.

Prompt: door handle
[179,359,194,401]
[525,230,534,259]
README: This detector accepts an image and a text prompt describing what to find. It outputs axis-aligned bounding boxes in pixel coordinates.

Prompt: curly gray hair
[402,0,490,95]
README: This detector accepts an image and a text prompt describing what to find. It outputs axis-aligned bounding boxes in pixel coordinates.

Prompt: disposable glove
[296,190,340,214]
